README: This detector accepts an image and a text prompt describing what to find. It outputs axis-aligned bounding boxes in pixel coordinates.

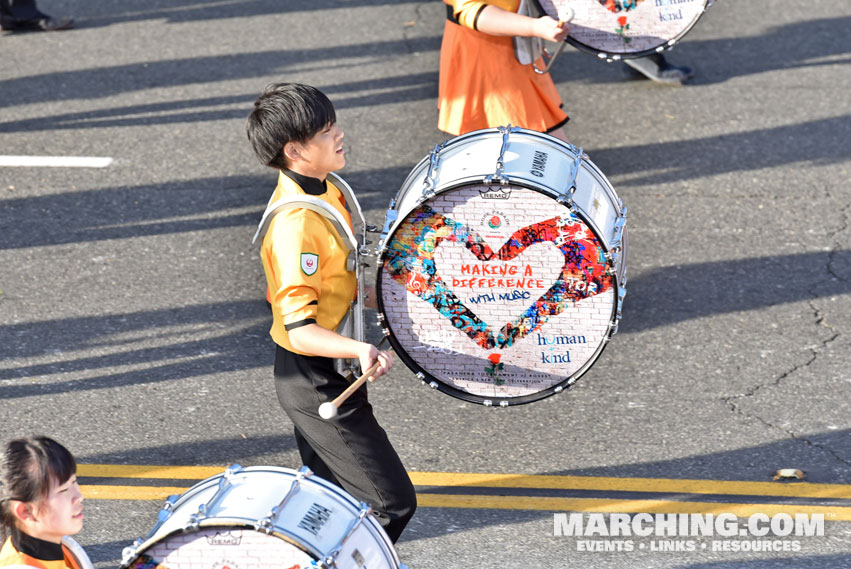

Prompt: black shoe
[622,53,694,85]
[1,15,74,32]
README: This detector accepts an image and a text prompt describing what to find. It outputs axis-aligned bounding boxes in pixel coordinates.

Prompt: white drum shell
[122,466,403,569]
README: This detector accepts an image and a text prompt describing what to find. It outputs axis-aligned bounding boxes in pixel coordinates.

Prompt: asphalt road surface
[2,1,850,568]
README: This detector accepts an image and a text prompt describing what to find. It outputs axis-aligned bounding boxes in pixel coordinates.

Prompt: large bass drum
[376,127,627,406]
[534,0,712,60]
[120,465,406,569]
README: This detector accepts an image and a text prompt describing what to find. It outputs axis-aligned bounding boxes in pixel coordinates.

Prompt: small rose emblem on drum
[488,215,502,229]
[615,16,631,42]
[485,353,505,385]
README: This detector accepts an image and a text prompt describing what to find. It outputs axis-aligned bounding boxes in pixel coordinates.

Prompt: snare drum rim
[531,0,712,60]
[376,178,623,407]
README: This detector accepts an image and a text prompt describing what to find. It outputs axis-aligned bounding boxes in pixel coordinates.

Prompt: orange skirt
[438,20,568,136]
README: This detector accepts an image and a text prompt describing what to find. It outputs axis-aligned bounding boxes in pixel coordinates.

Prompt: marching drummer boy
[245,83,416,543]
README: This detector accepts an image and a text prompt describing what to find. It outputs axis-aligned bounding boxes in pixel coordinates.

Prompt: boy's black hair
[0,436,77,539]
[246,83,337,170]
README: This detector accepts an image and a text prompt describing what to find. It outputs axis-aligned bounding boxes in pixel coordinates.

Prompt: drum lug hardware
[120,539,145,567]
[485,125,519,185]
[376,313,385,322]
[483,399,493,407]
[416,372,425,381]
[256,466,310,533]
[321,504,372,569]
[617,289,627,319]
[499,400,509,407]
[381,328,391,336]
[187,463,242,530]
[554,386,563,393]
[379,209,398,248]
[613,217,627,241]
[366,224,380,233]
[421,143,443,198]
[429,381,439,389]
[151,493,180,532]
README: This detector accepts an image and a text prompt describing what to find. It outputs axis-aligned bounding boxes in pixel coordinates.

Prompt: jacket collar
[281,169,327,196]
[12,529,65,561]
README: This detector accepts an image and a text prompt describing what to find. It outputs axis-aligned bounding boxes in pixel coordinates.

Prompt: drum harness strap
[252,173,367,377]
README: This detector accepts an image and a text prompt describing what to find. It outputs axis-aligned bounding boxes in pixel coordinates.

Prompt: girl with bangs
[0,436,87,569]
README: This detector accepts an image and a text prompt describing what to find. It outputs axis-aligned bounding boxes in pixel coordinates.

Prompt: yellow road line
[79,485,851,520]
[415,495,851,521]
[83,485,189,500]
[79,464,225,480]
[77,465,851,500]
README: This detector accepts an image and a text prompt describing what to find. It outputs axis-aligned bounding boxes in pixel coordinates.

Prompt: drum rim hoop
[376,181,624,406]
[531,0,711,59]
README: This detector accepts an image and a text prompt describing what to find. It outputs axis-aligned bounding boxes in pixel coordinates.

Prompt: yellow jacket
[260,170,357,354]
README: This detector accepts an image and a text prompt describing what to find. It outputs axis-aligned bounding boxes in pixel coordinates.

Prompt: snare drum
[534,0,712,59]
[376,127,627,406]
[120,465,406,569]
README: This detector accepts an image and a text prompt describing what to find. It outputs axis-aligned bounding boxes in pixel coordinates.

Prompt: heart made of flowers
[382,205,613,350]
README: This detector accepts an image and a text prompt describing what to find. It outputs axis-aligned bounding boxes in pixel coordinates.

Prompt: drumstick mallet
[318,360,382,420]
[536,6,575,74]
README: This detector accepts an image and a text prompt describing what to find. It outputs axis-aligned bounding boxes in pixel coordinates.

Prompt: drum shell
[121,466,403,569]
[386,129,626,295]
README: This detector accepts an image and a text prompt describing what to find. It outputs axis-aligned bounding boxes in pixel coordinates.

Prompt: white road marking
[0,155,113,168]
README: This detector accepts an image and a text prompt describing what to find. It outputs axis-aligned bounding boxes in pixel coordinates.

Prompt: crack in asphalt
[722,184,849,467]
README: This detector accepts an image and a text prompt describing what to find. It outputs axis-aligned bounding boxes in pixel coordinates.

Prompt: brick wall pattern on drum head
[537,0,707,55]
[380,185,616,399]
[128,528,314,569]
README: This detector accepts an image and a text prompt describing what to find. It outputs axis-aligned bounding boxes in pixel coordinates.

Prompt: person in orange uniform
[439,0,570,141]
[246,83,416,543]
[0,436,86,569]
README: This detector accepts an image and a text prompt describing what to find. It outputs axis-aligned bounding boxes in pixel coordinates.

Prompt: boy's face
[288,122,345,179]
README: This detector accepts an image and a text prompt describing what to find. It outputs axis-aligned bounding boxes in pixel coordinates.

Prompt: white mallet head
[318,402,338,420]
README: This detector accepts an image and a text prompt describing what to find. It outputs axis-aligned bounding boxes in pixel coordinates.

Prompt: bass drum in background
[376,127,627,406]
[534,0,712,59]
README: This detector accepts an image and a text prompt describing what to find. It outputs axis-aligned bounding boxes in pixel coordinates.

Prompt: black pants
[0,0,43,20]
[274,345,417,543]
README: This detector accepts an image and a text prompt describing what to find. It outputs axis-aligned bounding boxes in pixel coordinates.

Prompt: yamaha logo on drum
[478,186,512,199]
[530,150,549,178]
